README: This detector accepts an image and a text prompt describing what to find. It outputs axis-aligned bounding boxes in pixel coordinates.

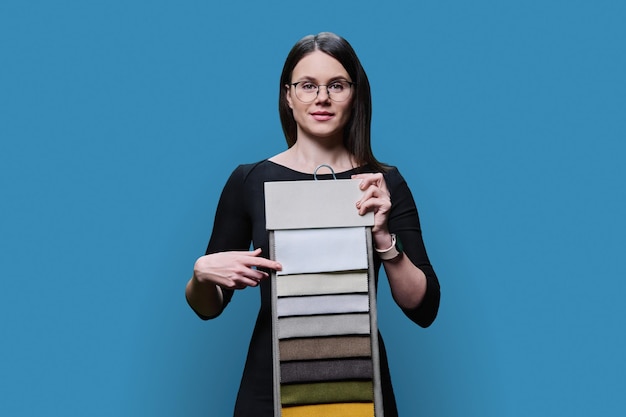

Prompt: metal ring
[313,164,337,180]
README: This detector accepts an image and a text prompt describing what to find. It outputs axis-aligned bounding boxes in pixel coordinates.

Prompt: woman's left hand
[352,173,392,235]
[353,172,429,311]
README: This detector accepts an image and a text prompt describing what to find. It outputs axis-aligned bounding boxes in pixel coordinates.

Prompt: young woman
[186,32,441,416]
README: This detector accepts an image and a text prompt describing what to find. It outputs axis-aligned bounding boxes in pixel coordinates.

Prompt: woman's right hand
[193,248,282,290]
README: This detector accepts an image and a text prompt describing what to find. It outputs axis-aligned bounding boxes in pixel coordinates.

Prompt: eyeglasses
[290,80,355,103]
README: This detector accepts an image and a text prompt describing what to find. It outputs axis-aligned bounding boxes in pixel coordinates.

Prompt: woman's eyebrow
[293,75,350,83]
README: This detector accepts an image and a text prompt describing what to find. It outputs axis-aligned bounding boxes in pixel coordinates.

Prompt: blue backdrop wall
[1,1,624,416]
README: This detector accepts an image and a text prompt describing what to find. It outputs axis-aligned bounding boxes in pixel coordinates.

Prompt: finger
[356,195,392,216]
[351,173,381,180]
[224,270,267,290]
[352,173,386,189]
[359,184,390,201]
[241,267,269,280]
[246,258,282,271]
[240,276,263,288]
[227,248,263,256]
[351,173,374,189]
[243,252,282,271]
[356,187,391,211]
[356,187,391,212]
[243,268,272,287]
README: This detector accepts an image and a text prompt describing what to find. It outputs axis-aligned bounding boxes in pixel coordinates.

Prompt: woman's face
[286,50,353,143]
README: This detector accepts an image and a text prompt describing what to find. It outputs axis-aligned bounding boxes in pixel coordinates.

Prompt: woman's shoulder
[378,164,412,195]
[368,163,402,184]
[233,159,271,178]
[229,159,307,183]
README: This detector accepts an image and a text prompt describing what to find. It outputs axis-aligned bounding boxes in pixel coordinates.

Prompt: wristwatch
[375,233,404,261]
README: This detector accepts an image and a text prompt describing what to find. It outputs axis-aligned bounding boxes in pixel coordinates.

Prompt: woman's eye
[329,82,345,92]
[301,83,316,91]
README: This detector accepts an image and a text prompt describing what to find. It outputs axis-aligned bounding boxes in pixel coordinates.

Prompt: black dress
[191,160,440,417]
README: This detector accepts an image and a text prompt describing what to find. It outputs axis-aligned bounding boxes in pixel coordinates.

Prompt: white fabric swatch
[274,227,368,275]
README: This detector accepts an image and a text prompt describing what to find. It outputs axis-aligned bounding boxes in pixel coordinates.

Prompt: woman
[186,32,440,416]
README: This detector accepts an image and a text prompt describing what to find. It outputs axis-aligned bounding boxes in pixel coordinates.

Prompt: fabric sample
[265,179,374,230]
[274,228,368,275]
[278,336,372,361]
[277,294,370,317]
[281,402,375,417]
[267,178,384,416]
[276,272,369,297]
[280,358,373,384]
[278,314,370,339]
[281,381,374,405]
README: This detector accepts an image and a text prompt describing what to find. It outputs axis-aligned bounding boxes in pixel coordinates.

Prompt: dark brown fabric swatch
[280,358,373,384]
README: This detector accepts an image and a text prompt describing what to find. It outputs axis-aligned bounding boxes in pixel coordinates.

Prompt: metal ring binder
[313,164,337,180]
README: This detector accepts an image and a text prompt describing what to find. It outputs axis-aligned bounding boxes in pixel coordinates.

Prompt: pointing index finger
[244,249,282,271]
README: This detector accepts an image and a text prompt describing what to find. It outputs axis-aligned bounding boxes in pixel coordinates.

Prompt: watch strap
[375,233,403,261]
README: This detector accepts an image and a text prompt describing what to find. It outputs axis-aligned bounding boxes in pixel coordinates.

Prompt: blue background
[1,1,624,416]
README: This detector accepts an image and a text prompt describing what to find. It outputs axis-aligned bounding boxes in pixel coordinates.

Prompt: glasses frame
[289,80,356,103]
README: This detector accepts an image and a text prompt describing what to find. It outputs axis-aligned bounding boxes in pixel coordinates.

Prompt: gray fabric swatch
[278,314,370,339]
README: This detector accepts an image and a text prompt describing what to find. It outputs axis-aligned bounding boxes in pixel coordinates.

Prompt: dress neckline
[264,159,367,176]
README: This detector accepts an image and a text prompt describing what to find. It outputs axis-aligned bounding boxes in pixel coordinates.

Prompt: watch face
[395,235,404,253]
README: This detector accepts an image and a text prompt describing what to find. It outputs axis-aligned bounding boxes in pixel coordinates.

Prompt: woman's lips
[311,111,334,121]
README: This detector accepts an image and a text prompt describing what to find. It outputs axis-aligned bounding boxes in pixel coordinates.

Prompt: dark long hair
[278,32,386,171]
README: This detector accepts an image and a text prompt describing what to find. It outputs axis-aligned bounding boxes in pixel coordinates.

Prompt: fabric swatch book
[265,175,384,417]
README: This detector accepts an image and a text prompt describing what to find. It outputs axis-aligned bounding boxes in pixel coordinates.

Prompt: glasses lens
[327,81,352,102]
[294,82,317,103]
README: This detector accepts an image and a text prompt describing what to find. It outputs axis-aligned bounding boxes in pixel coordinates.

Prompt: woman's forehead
[291,51,349,81]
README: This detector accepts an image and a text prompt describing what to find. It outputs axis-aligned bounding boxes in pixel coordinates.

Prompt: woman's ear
[285,85,293,109]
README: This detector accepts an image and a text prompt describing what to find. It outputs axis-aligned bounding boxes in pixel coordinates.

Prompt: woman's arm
[370,232,428,310]
[185,271,224,319]
[353,169,440,327]
[185,165,281,320]
[186,248,282,319]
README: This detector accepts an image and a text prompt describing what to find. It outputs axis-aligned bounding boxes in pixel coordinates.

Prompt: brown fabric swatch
[279,336,371,361]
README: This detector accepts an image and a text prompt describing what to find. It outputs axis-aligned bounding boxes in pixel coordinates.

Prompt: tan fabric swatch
[276,272,369,297]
